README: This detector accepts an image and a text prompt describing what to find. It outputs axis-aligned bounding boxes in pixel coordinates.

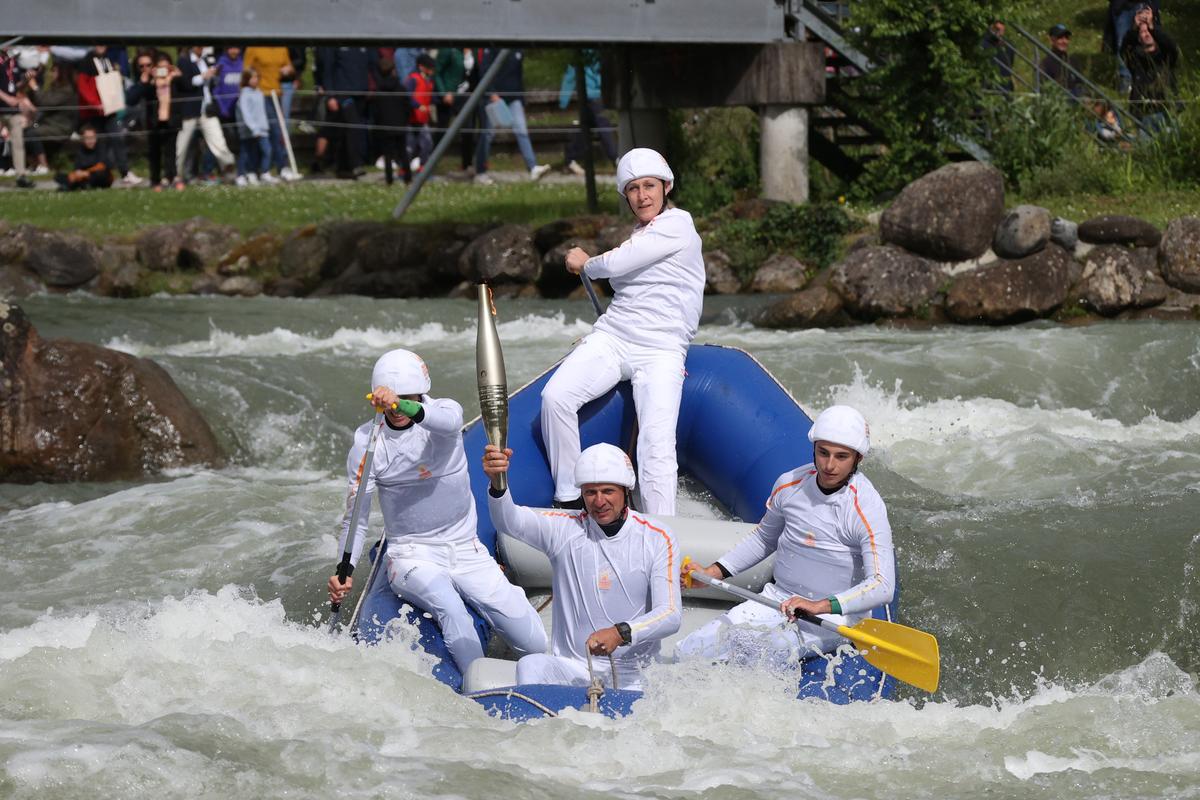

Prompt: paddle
[682,560,941,692]
[327,402,389,634]
[579,269,604,317]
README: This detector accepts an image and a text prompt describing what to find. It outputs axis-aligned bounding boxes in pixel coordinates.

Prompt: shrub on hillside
[668,107,760,215]
[706,202,859,282]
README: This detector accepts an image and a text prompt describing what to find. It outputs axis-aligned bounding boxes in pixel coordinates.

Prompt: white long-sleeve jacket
[337,397,477,567]
[717,466,895,617]
[585,207,705,355]
[488,490,682,674]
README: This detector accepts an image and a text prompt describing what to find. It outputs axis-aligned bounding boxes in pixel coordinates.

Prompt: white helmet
[807,405,871,456]
[574,443,637,490]
[371,349,431,396]
[616,147,674,196]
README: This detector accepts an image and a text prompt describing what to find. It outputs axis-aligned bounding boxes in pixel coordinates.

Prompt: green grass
[0,180,596,237]
[1012,189,1200,228]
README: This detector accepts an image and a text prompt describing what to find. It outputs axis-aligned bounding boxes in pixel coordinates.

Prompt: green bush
[668,108,760,215]
[706,202,859,281]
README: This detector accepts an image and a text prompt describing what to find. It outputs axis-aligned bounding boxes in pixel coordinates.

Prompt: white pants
[387,539,547,673]
[673,583,848,668]
[176,115,235,178]
[515,652,643,692]
[540,330,686,516]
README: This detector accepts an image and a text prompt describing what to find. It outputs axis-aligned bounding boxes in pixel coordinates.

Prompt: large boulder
[749,253,810,294]
[458,224,541,285]
[831,245,946,319]
[24,230,102,288]
[755,286,846,329]
[1050,217,1080,251]
[278,225,330,289]
[993,205,1051,259]
[136,218,240,271]
[945,244,1073,324]
[1077,215,1161,248]
[0,300,224,482]
[538,238,598,297]
[704,250,742,295]
[1075,246,1168,316]
[532,215,615,254]
[880,162,1006,261]
[1158,216,1200,293]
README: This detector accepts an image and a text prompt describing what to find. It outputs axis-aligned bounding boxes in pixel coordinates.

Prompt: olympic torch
[476,284,509,493]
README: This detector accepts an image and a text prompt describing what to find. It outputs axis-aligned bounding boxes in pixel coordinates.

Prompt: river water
[2,293,1199,799]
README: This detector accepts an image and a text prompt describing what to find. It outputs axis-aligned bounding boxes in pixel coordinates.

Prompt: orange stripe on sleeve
[629,514,677,632]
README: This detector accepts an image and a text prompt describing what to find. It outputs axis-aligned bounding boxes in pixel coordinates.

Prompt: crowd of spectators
[983,1,1184,145]
[0,43,613,190]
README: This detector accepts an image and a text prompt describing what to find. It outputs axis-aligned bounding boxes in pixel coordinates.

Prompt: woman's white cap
[371,349,431,395]
[616,147,674,196]
[574,443,637,490]
[807,405,870,456]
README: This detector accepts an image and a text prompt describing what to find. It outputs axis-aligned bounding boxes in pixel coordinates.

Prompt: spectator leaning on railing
[1120,3,1179,135]
[1040,24,1084,99]
[1,46,35,188]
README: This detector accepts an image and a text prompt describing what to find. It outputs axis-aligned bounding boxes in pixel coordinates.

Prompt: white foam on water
[103,313,594,359]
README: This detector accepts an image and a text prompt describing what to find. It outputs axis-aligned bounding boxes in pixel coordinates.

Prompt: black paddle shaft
[329,554,354,614]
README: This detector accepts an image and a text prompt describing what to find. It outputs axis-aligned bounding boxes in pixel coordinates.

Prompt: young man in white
[326,349,546,672]
[482,441,681,690]
[676,406,895,666]
[544,147,705,516]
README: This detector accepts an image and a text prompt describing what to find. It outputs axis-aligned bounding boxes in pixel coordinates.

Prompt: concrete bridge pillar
[760,105,809,204]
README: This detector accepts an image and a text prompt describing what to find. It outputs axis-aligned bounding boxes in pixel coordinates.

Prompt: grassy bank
[0,179,604,237]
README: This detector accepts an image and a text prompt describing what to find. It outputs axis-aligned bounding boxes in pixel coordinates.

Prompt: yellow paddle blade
[838,618,941,693]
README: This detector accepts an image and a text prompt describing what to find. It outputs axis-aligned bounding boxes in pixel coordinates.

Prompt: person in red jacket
[403,54,435,173]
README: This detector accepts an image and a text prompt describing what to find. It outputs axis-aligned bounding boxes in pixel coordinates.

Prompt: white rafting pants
[673,582,849,666]
[540,330,686,516]
[386,539,547,672]
[515,653,643,692]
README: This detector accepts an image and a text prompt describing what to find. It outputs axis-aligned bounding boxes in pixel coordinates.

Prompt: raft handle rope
[582,645,619,713]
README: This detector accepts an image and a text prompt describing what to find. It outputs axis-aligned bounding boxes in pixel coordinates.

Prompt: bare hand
[780,595,832,621]
[327,97,339,113]
[327,574,353,604]
[680,561,723,590]
[482,443,513,480]
[587,626,623,656]
[442,93,453,105]
[565,247,590,275]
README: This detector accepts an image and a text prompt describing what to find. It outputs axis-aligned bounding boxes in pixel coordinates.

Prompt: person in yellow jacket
[243,47,300,180]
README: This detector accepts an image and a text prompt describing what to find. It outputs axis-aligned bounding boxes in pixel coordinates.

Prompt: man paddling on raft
[482,441,681,690]
[676,406,895,666]
[326,349,547,672]
[544,147,705,516]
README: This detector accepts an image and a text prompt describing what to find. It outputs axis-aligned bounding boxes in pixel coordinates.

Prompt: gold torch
[476,284,509,493]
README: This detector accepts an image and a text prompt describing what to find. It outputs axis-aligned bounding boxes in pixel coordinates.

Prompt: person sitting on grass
[53,124,112,191]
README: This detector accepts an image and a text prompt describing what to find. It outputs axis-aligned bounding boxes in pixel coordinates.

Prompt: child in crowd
[235,68,275,186]
[53,124,113,191]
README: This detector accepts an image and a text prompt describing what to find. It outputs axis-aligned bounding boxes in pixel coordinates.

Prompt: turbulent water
[2,293,1199,799]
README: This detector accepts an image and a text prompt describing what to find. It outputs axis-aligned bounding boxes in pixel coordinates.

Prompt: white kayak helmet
[616,147,674,196]
[807,405,871,456]
[371,348,431,396]
[574,443,637,490]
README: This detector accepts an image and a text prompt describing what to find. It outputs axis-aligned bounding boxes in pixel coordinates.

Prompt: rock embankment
[758,163,1200,327]
[0,300,224,483]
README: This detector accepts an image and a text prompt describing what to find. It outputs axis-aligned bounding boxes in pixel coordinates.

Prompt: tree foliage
[847,0,1012,196]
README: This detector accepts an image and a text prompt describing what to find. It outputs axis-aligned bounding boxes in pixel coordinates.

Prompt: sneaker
[120,171,143,186]
[280,166,301,182]
[152,183,164,192]
[32,164,50,176]
[235,174,248,187]
[173,179,186,191]
[15,175,34,189]
[566,160,586,177]
[530,164,551,181]
[247,173,260,185]
[1,168,13,177]
[409,156,422,173]
[375,156,386,170]
[473,172,495,185]
[260,173,280,185]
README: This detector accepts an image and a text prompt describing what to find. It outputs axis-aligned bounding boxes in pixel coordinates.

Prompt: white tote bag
[94,58,126,116]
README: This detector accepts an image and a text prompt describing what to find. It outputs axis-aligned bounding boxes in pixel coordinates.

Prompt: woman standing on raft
[545,147,705,517]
